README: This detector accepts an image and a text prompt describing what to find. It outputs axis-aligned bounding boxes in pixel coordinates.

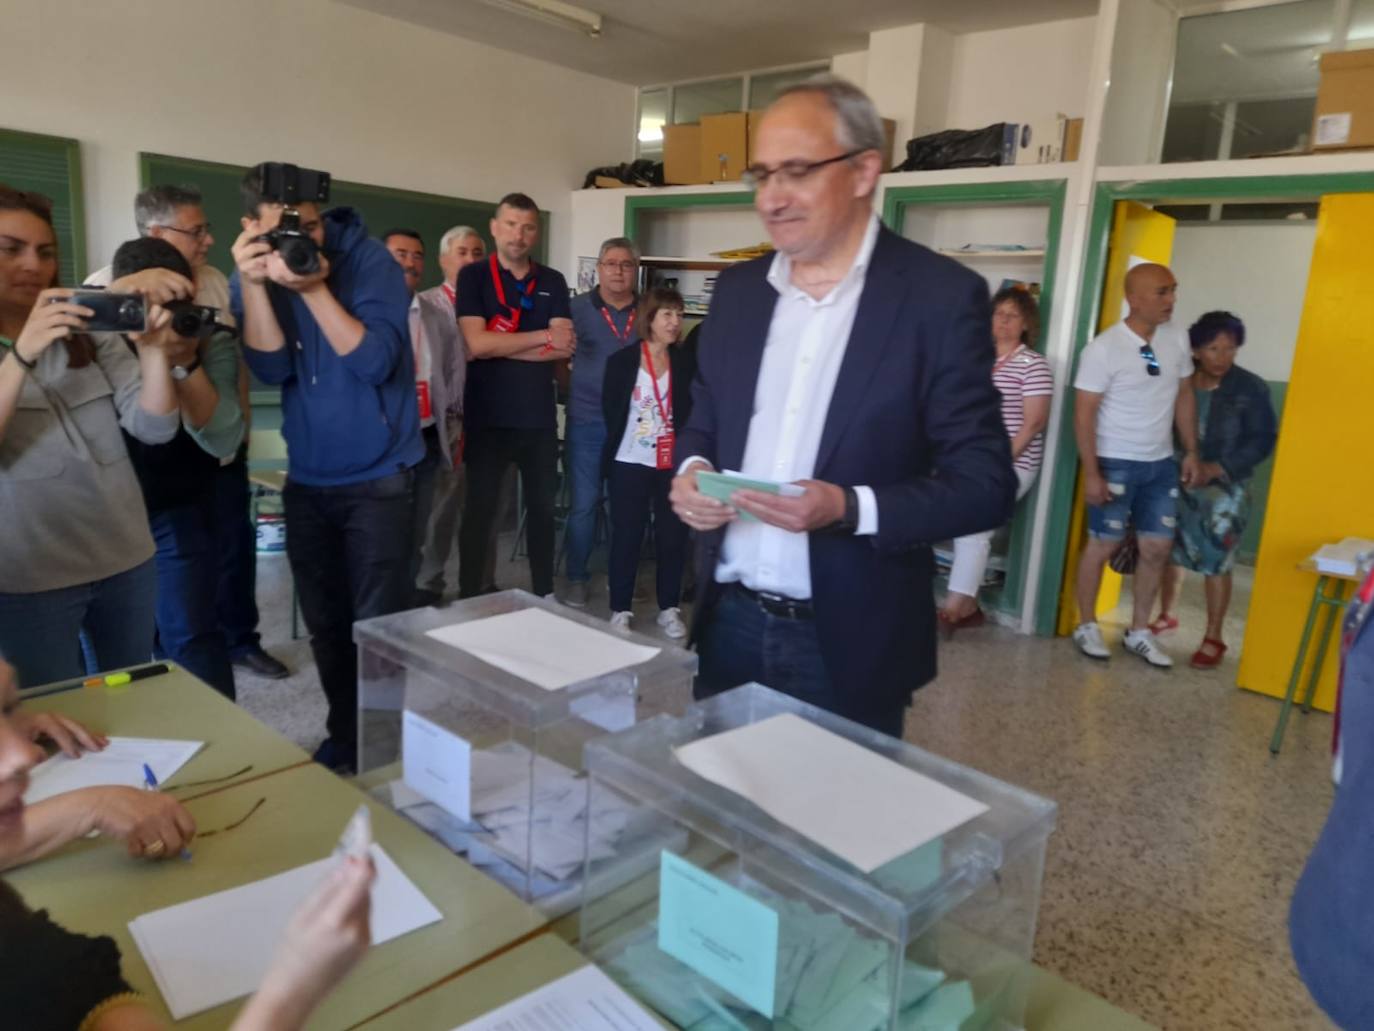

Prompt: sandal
[1148,614,1179,635]
[1190,638,1227,670]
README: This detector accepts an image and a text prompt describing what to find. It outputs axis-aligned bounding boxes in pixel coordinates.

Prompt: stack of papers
[1313,537,1374,576]
[129,844,441,1019]
[23,737,202,805]
[453,964,661,1030]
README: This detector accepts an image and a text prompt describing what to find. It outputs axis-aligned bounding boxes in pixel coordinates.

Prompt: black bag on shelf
[894,123,1016,172]
[581,160,665,189]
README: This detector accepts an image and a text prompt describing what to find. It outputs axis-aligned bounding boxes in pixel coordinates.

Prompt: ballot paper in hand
[696,470,805,522]
[424,607,660,691]
[129,844,441,1020]
[673,714,988,874]
[452,963,662,1030]
[23,736,202,805]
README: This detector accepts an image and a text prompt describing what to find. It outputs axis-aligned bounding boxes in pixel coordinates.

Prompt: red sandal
[1148,613,1179,635]
[1190,638,1227,669]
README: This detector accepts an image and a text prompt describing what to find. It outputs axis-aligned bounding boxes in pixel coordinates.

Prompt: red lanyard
[489,254,536,316]
[441,283,455,305]
[600,304,635,342]
[642,342,672,425]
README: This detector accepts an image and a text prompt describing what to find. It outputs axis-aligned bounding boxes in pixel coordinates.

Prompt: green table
[6,764,545,1029]
[20,663,308,796]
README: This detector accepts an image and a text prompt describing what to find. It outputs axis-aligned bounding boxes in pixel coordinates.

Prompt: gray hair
[777,74,886,156]
[598,236,640,262]
[439,225,483,254]
[134,184,204,235]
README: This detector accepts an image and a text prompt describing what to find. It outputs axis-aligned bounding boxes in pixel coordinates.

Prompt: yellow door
[1056,201,1177,634]
[1237,193,1374,710]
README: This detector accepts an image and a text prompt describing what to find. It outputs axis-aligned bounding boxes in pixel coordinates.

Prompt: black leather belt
[728,582,814,620]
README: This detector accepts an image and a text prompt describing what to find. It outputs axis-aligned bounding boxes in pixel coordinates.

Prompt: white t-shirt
[1074,320,1193,461]
[614,365,671,468]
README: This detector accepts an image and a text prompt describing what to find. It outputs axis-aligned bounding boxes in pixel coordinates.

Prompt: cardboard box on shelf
[1063,117,1084,162]
[702,112,749,182]
[1020,115,1067,164]
[1312,50,1374,150]
[663,123,707,185]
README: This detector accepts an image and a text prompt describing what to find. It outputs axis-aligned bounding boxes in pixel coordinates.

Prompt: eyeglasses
[1139,343,1161,377]
[599,260,637,271]
[741,149,868,190]
[194,796,266,838]
[155,222,212,241]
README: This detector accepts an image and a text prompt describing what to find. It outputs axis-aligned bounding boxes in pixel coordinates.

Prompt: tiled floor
[236,547,1337,1031]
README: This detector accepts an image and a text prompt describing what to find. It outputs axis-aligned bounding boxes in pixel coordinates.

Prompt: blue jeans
[213,449,262,658]
[563,421,607,583]
[694,586,906,737]
[151,499,237,699]
[0,558,157,687]
[1088,457,1180,541]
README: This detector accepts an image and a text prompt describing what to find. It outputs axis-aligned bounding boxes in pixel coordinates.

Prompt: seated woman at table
[1149,311,1276,669]
[0,660,376,1030]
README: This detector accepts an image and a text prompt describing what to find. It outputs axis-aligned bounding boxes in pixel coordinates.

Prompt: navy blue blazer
[676,225,1017,705]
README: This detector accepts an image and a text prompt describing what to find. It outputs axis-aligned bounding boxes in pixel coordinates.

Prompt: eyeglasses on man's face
[156,222,212,241]
[741,148,869,190]
[599,260,637,272]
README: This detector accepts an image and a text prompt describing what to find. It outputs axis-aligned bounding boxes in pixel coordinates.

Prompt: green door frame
[622,190,756,240]
[1032,170,1374,636]
[883,179,1069,620]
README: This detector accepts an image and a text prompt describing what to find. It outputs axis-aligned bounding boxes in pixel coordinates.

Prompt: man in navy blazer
[670,77,1016,736]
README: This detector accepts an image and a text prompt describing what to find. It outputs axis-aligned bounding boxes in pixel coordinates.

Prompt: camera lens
[279,237,321,276]
[118,299,143,327]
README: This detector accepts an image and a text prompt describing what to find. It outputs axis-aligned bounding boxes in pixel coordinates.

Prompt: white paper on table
[403,709,473,823]
[451,963,661,1030]
[673,714,989,874]
[129,844,441,1020]
[424,608,661,691]
[23,736,203,805]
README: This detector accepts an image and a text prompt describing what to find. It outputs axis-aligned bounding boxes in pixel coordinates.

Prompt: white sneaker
[609,611,632,631]
[1073,622,1110,660]
[1123,628,1174,668]
[542,592,561,606]
[656,607,687,639]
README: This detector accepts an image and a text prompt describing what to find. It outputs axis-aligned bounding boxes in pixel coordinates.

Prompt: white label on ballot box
[402,709,473,823]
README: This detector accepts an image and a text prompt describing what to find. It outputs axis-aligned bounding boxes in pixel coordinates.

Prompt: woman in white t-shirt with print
[600,287,696,639]
[941,287,1053,635]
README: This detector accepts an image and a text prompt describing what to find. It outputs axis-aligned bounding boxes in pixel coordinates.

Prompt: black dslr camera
[253,162,331,276]
[165,300,224,339]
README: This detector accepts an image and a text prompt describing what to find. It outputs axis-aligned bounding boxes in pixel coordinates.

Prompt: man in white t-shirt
[1072,263,1199,668]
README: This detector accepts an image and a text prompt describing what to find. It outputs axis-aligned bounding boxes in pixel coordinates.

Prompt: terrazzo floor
[235,546,1338,1031]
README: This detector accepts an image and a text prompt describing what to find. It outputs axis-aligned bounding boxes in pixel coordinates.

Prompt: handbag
[1108,528,1139,575]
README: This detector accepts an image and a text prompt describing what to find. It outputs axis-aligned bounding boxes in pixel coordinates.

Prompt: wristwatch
[828,486,860,534]
[170,354,203,381]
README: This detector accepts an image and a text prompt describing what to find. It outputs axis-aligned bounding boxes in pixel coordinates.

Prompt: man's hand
[11,709,108,758]
[108,267,195,307]
[1196,460,1226,486]
[1180,453,1202,488]
[232,222,273,286]
[87,787,197,859]
[733,479,845,533]
[1083,471,1110,507]
[670,461,735,532]
[266,250,330,294]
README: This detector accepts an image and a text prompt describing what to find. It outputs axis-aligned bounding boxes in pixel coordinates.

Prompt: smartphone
[68,291,146,333]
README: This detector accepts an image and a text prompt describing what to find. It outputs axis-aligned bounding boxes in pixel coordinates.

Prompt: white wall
[1169,221,1316,383]
[1098,0,1176,166]
[943,17,1099,132]
[0,0,635,279]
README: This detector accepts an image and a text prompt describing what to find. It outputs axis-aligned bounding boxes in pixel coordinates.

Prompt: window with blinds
[0,128,85,286]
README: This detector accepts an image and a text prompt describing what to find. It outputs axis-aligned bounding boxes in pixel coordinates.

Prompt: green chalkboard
[0,128,86,286]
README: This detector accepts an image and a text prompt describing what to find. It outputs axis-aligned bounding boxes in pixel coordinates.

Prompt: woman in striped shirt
[940,287,1053,634]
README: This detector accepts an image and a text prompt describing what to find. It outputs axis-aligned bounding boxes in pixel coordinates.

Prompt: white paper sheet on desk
[452,963,661,1030]
[23,736,203,805]
[673,714,988,873]
[129,844,441,1020]
[424,608,660,691]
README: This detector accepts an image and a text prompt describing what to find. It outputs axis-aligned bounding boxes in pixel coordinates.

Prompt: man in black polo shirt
[456,193,574,598]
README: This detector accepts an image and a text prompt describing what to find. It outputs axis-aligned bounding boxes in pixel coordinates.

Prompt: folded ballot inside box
[581,684,1057,1030]
[353,591,697,913]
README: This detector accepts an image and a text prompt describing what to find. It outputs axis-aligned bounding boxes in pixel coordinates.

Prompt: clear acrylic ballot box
[353,590,697,914]
[580,684,1057,1031]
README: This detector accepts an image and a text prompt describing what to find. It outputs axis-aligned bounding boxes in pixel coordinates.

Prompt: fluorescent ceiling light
[474,0,602,38]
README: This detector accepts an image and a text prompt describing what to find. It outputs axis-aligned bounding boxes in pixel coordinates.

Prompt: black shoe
[413,588,442,607]
[312,737,357,775]
[232,647,290,680]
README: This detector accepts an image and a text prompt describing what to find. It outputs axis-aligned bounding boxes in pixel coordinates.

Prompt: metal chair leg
[1270,577,1327,754]
[1301,582,1349,713]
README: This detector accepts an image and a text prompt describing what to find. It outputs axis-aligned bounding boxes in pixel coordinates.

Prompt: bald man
[1072,263,1199,668]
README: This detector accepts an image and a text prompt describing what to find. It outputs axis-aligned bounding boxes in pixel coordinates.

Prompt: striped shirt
[992,345,1054,473]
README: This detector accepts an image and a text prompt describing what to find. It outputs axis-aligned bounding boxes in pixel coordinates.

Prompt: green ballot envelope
[696,471,805,522]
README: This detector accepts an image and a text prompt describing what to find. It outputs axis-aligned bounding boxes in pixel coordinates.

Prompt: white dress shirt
[710,213,881,600]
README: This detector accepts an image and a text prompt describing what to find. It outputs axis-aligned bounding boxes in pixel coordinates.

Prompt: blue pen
[142,764,192,861]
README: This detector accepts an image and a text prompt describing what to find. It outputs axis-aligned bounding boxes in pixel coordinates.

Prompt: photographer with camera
[110,237,244,699]
[0,186,195,687]
[230,163,422,774]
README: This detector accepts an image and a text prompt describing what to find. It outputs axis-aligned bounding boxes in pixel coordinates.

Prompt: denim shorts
[1088,457,1180,541]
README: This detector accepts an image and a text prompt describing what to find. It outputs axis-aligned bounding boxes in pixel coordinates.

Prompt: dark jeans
[564,420,607,583]
[213,449,262,658]
[150,497,237,699]
[285,470,416,748]
[694,586,907,737]
[410,426,442,597]
[607,460,686,612]
[459,428,558,598]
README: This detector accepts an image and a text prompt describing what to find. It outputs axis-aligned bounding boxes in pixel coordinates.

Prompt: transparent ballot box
[580,684,1057,1031]
[353,590,697,914]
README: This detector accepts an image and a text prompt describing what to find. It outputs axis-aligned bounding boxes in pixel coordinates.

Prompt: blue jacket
[231,206,423,486]
[1201,364,1277,483]
[677,225,1016,704]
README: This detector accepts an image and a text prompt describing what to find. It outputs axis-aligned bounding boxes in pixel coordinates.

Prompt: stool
[1269,562,1358,754]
